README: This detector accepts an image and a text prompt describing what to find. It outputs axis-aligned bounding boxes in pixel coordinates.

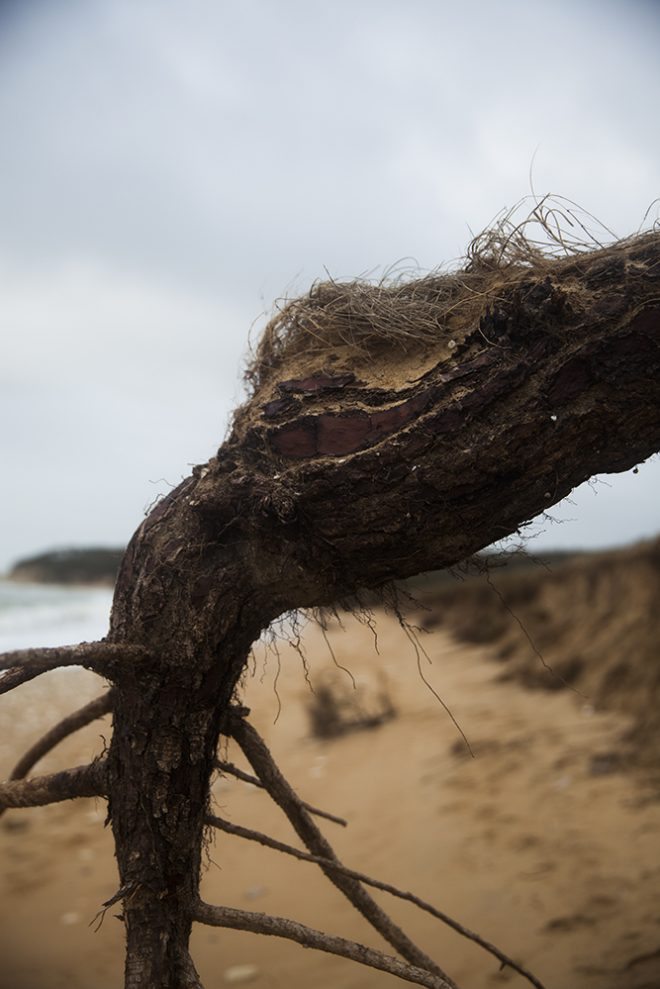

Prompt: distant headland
[7,547,124,586]
[6,543,580,588]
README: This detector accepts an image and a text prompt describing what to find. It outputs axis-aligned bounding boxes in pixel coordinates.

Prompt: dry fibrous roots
[0,648,545,989]
[246,194,642,387]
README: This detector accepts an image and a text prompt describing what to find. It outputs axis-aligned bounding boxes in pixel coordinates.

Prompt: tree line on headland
[7,547,124,585]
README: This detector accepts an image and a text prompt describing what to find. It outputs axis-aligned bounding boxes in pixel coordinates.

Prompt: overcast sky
[0,0,658,571]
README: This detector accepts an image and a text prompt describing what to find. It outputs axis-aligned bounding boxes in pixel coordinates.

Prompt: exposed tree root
[194,901,458,989]
[0,643,146,695]
[3,228,659,986]
[0,759,107,810]
[0,692,114,821]
[206,813,545,989]
[180,950,204,989]
[9,691,114,781]
[214,759,347,826]
[228,714,454,984]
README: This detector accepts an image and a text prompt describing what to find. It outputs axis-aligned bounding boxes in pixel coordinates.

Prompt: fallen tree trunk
[5,230,660,987]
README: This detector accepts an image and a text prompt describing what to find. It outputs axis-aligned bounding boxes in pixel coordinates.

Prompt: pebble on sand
[60,912,81,925]
[223,964,260,984]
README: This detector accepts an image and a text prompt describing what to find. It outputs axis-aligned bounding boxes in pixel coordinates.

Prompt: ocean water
[0,580,113,653]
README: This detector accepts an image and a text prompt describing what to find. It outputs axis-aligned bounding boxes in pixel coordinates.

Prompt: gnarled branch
[9,691,114,781]
[86,230,660,987]
[228,716,452,983]
[194,901,457,989]
[0,759,107,810]
[0,643,146,695]
[205,813,544,989]
[0,689,113,819]
[0,691,113,820]
[214,759,347,827]
[0,641,124,672]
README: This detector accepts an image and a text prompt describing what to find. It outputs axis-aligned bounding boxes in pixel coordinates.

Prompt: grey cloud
[0,0,658,568]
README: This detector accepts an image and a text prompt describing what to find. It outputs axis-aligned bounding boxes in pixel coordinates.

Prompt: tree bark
[102,233,660,986]
[0,761,105,810]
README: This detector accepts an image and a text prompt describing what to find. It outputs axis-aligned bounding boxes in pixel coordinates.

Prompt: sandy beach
[1,608,659,989]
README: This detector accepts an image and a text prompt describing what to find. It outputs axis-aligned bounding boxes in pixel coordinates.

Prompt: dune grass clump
[306,668,397,739]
